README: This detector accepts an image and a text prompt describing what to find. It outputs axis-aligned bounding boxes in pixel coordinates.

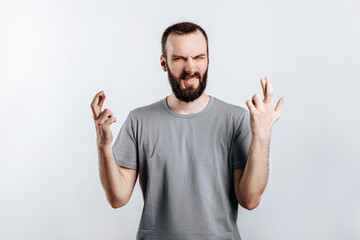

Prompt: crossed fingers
[91,91,106,119]
[246,76,285,118]
[249,76,273,110]
[260,76,273,103]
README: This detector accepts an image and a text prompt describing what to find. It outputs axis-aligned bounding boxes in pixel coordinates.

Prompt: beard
[166,61,208,103]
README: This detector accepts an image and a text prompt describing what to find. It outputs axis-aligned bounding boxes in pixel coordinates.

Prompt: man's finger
[102,116,117,128]
[98,92,106,110]
[264,77,273,103]
[246,100,256,113]
[275,96,285,116]
[91,91,104,119]
[98,108,113,125]
[260,78,266,97]
[252,93,262,108]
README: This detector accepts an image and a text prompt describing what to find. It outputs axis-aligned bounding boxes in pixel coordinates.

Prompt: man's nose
[184,58,196,75]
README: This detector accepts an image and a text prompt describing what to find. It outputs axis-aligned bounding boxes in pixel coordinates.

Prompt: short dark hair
[161,21,209,60]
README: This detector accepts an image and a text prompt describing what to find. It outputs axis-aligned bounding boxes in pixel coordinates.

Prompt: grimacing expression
[165,58,209,103]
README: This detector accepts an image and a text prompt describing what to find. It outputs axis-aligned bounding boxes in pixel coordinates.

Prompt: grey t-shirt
[112,95,252,240]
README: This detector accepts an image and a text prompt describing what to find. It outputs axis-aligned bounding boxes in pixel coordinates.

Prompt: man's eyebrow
[171,54,207,58]
[194,54,206,58]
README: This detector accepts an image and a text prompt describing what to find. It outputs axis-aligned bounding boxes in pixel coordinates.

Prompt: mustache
[181,72,201,80]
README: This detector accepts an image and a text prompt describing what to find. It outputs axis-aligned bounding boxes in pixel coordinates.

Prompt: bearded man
[91,21,285,240]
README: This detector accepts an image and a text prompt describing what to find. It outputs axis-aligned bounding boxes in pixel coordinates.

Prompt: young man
[91,22,284,240]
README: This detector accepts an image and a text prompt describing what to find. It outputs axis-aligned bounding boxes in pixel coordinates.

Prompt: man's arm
[234,76,284,210]
[234,134,270,210]
[98,145,138,208]
[91,91,138,209]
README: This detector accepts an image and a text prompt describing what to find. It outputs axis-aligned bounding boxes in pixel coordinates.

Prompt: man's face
[162,30,209,103]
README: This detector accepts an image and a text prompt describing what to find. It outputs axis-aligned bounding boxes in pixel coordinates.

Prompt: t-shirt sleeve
[231,110,252,169]
[111,111,138,170]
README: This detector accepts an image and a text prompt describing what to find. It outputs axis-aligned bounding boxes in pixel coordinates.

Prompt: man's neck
[166,92,211,115]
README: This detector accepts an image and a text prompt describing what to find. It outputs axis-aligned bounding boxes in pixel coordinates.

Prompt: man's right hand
[90,91,117,148]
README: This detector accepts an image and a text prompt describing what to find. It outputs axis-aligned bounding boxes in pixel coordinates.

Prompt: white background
[1,0,359,239]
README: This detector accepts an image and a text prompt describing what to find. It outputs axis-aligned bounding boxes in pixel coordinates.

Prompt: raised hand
[90,91,117,148]
[246,76,285,138]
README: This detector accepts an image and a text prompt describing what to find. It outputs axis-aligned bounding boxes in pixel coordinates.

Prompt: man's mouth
[182,77,198,83]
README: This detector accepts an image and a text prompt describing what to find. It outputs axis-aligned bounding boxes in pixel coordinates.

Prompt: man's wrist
[98,144,112,152]
[251,131,271,144]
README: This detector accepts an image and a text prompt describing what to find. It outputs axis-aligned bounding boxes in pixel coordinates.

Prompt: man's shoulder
[213,96,248,116]
[128,97,164,119]
[213,96,250,129]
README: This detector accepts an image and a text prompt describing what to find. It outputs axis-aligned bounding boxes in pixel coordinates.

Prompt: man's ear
[160,55,167,72]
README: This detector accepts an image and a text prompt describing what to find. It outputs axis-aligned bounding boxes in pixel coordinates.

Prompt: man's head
[160,22,209,103]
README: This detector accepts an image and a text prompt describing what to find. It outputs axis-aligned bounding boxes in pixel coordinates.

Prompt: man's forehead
[166,30,207,56]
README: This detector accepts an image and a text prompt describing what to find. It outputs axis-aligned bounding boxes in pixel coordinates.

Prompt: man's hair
[161,21,209,60]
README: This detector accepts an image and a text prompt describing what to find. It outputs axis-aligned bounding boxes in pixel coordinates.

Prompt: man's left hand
[246,76,285,138]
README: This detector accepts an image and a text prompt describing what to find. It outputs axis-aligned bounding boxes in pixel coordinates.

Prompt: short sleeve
[111,111,138,170]
[230,110,252,169]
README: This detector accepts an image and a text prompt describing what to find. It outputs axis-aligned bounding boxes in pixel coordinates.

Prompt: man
[91,22,284,240]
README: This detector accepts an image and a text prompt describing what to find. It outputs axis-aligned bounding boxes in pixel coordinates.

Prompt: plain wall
[1,0,359,239]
